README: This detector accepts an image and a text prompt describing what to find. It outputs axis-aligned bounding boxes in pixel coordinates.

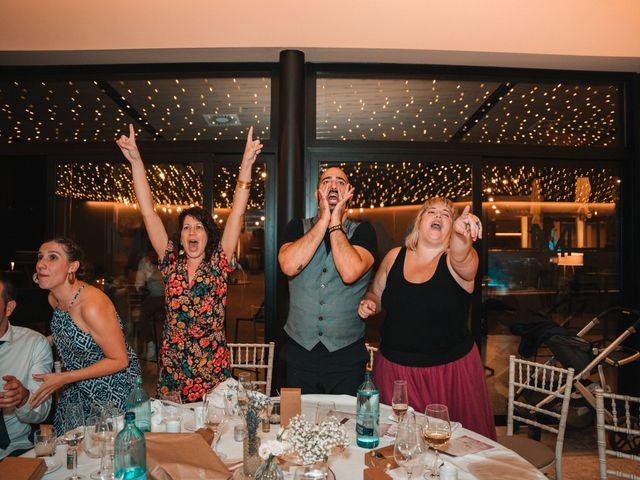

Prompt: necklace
[58,283,86,311]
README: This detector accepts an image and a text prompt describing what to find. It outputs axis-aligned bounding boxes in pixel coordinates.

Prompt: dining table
[24,394,546,480]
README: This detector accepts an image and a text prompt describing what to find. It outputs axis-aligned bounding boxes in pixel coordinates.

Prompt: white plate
[44,458,62,475]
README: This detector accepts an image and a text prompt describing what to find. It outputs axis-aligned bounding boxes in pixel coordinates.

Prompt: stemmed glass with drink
[86,403,116,480]
[393,421,423,479]
[422,404,452,478]
[203,391,227,457]
[64,402,86,480]
[392,380,409,422]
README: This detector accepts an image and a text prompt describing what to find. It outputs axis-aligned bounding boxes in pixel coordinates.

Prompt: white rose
[259,444,271,460]
[266,440,285,457]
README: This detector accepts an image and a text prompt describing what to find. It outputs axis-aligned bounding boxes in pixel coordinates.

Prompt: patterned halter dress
[52,285,141,435]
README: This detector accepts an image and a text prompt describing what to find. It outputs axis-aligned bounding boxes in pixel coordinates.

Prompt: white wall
[1,0,639,71]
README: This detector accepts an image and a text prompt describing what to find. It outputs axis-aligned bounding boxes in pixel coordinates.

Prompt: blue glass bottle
[126,376,151,432]
[114,412,147,480]
[356,372,380,448]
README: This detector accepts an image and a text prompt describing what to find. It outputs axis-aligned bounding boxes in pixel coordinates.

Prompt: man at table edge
[0,276,53,458]
[278,167,377,394]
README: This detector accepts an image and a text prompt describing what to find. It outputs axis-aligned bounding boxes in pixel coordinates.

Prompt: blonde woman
[359,198,496,440]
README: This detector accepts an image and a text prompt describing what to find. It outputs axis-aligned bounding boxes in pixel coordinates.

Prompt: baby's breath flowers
[286,414,349,465]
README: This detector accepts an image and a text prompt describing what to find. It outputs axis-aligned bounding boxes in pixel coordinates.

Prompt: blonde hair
[404,197,455,251]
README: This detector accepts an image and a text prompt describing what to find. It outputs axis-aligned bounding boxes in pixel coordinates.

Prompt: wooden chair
[498,355,575,479]
[228,342,275,395]
[595,388,640,480]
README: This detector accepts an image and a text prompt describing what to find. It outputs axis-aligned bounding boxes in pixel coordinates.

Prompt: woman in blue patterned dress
[116,124,262,402]
[30,238,140,435]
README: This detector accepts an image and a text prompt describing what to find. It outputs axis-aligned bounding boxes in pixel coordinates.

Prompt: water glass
[315,401,336,424]
[159,391,183,432]
[393,421,423,479]
[34,429,56,457]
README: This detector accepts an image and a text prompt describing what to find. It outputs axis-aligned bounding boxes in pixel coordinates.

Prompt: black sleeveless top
[380,247,473,367]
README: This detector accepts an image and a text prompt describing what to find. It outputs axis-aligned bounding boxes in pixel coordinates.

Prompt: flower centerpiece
[287,414,349,465]
[256,429,290,480]
[240,389,271,478]
[256,414,348,480]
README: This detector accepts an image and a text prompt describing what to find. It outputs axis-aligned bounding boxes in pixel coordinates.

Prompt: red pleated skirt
[372,343,497,441]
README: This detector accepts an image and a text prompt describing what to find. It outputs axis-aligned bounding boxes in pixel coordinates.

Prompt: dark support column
[619,74,640,396]
[272,50,305,389]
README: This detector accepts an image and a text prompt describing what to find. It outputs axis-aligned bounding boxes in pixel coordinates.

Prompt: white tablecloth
[26,394,545,480]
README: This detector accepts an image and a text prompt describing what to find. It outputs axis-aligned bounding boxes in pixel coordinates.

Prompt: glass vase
[296,459,334,480]
[254,456,284,480]
[242,428,261,478]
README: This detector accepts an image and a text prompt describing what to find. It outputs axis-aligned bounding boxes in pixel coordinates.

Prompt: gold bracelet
[236,179,252,190]
[328,224,344,234]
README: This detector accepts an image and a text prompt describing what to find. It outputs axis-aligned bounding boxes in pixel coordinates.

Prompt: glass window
[211,162,268,343]
[316,78,622,146]
[0,76,271,143]
[482,163,621,415]
[320,160,473,343]
[54,160,204,357]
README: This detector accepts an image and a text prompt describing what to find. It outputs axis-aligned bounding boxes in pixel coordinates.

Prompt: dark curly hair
[172,207,220,260]
[45,237,87,279]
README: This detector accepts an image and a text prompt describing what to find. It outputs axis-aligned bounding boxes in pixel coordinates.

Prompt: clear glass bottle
[356,371,380,448]
[125,376,151,432]
[114,412,147,480]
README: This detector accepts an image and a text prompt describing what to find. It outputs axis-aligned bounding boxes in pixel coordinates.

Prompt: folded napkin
[0,457,46,480]
[145,432,231,480]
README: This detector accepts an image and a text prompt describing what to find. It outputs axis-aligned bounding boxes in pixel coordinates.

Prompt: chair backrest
[507,355,575,479]
[365,343,378,372]
[228,342,275,395]
[595,388,640,480]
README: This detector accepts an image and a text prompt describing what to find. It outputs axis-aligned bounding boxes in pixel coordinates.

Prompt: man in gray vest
[279,167,377,394]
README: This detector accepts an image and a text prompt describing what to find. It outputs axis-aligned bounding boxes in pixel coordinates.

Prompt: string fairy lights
[316,78,620,147]
[0,77,271,143]
[55,162,266,210]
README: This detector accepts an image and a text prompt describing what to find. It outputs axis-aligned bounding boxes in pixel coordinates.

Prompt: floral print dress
[158,241,234,402]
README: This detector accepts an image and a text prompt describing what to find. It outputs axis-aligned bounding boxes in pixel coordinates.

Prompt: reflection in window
[316,78,622,147]
[321,160,472,346]
[482,163,620,416]
[1,77,271,143]
[54,161,205,359]
[211,162,267,343]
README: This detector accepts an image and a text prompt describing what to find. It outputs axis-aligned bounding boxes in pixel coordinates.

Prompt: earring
[32,273,39,284]
[68,271,76,284]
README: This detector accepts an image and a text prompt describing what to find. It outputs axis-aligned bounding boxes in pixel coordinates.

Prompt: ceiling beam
[449,82,515,143]
[95,80,164,140]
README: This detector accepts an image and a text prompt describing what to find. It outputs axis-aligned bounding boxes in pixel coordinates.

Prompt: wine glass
[203,394,227,458]
[87,406,115,480]
[392,380,409,422]
[315,401,336,424]
[394,421,423,479]
[64,402,86,480]
[422,404,451,478]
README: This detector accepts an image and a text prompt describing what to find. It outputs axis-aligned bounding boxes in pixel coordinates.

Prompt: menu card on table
[280,387,301,427]
[436,435,494,457]
[0,457,46,480]
[145,432,231,479]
